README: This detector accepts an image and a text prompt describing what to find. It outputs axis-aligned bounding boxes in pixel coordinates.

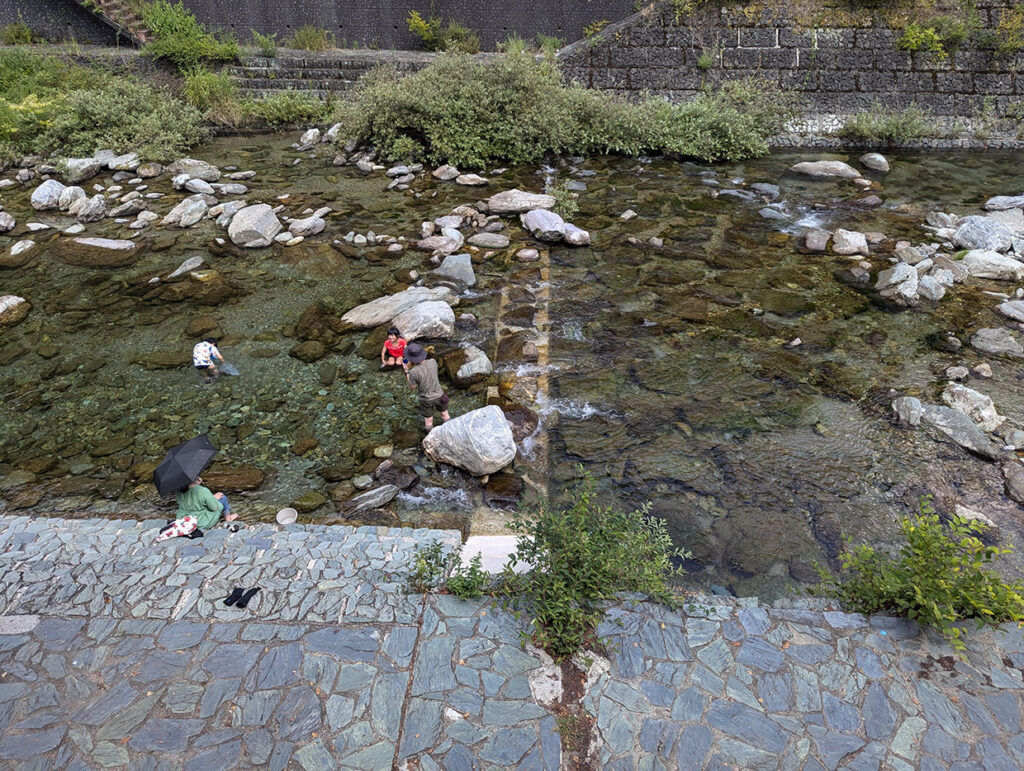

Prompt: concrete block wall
[558,0,1024,117]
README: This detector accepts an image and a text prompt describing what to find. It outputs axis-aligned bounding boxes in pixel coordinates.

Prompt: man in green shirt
[403,342,450,431]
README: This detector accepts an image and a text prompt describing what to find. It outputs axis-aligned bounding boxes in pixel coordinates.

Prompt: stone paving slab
[1,515,1023,768]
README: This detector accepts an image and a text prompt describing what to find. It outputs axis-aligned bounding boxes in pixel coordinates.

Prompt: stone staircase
[69,0,151,47]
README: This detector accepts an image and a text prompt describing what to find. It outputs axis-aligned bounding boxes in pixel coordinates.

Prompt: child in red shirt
[380,326,407,369]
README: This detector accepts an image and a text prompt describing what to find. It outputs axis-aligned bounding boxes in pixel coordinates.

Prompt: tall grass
[142,0,239,72]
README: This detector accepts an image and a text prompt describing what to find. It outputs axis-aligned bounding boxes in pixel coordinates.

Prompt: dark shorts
[195,364,211,370]
[418,396,446,417]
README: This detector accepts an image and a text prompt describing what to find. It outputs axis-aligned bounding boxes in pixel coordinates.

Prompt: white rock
[954,216,1014,252]
[942,382,1005,432]
[859,152,889,172]
[288,216,326,237]
[984,194,1024,211]
[71,237,135,251]
[516,248,540,262]
[108,152,140,171]
[422,405,516,476]
[831,228,869,256]
[620,209,638,220]
[415,228,464,255]
[0,295,29,326]
[30,179,66,210]
[392,300,456,341]
[432,165,460,181]
[971,328,1024,358]
[454,344,493,384]
[185,178,215,195]
[996,300,1024,322]
[25,222,49,232]
[786,160,861,179]
[974,362,993,378]
[892,396,923,427]
[166,255,204,280]
[456,173,488,186]
[64,223,85,235]
[161,194,208,227]
[172,173,191,190]
[521,209,565,242]
[954,504,997,529]
[945,366,969,381]
[563,223,591,246]
[214,183,247,196]
[486,189,556,214]
[61,157,102,184]
[228,204,282,248]
[166,158,220,182]
[875,263,918,306]
[435,253,476,286]
[917,275,945,301]
[342,286,454,327]
[76,195,108,223]
[960,249,1024,280]
[467,232,509,249]
[299,128,321,146]
[0,212,14,232]
[324,123,342,142]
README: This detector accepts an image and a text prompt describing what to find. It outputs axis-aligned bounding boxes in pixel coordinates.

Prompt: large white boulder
[61,157,102,184]
[954,216,1014,252]
[30,179,66,210]
[521,209,565,242]
[228,204,282,247]
[422,405,517,475]
[485,189,556,214]
[166,158,221,182]
[983,194,1024,211]
[786,160,860,179]
[342,286,453,328]
[942,383,1004,432]
[831,228,869,256]
[959,249,1024,280]
[392,300,455,341]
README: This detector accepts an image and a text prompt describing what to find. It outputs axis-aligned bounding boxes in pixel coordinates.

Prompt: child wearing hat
[403,342,450,430]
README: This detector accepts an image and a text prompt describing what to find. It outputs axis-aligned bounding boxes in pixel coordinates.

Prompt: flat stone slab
[0,615,39,634]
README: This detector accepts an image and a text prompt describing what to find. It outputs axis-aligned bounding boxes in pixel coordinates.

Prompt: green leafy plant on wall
[994,6,1024,55]
[583,19,610,39]
[285,25,334,51]
[897,15,974,61]
[142,0,239,72]
[407,10,480,53]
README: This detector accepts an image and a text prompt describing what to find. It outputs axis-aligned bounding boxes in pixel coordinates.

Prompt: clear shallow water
[2,140,1024,598]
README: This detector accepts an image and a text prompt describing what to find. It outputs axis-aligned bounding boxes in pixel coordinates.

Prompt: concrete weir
[0,513,1023,767]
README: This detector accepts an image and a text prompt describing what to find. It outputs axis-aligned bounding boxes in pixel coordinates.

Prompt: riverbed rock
[108,152,140,171]
[77,195,108,223]
[4,240,35,267]
[202,466,265,491]
[30,179,66,210]
[58,237,138,268]
[971,327,1024,357]
[299,127,321,146]
[0,295,29,327]
[435,253,475,286]
[160,195,206,228]
[521,209,565,241]
[422,405,516,475]
[787,160,860,179]
[920,404,1000,460]
[339,484,399,516]
[563,223,591,246]
[58,186,86,211]
[415,228,463,255]
[184,178,215,195]
[831,228,869,256]
[445,344,493,386]
[892,396,923,427]
[942,382,1005,432]
[997,300,1024,322]
[288,215,326,237]
[61,157,102,184]
[516,248,539,262]
[167,158,220,182]
[917,275,945,301]
[456,173,488,186]
[290,340,326,363]
[859,152,889,172]
[485,189,556,214]
[984,194,1024,211]
[875,263,918,306]
[342,286,453,327]
[954,216,1014,252]
[960,249,1024,280]
[467,232,509,249]
[432,164,460,181]
[166,255,204,280]
[392,300,456,341]
[228,204,282,247]
[0,212,14,233]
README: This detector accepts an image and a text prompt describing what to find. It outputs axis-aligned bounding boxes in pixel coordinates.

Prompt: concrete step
[234,79,358,92]
[229,67,377,80]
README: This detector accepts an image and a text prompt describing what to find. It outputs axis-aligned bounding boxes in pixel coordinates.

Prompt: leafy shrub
[995,6,1024,55]
[446,552,491,599]
[407,10,480,53]
[252,30,278,57]
[583,19,610,38]
[1,17,39,46]
[405,540,491,598]
[336,53,799,167]
[838,103,941,143]
[244,89,332,126]
[898,15,974,61]
[696,46,718,70]
[536,34,564,58]
[500,469,687,658]
[285,25,334,51]
[499,33,529,55]
[812,498,1024,650]
[546,179,579,220]
[406,540,448,593]
[142,0,239,73]
[0,49,206,160]
[182,66,243,124]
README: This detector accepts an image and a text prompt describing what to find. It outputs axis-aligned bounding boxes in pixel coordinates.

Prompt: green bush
[244,89,331,126]
[0,49,206,160]
[811,498,1024,650]
[535,34,564,58]
[406,540,448,593]
[407,10,480,53]
[546,179,579,220]
[838,103,941,143]
[182,66,243,124]
[252,30,278,57]
[285,25,334,51]
[898,15,975,61]
[500,469,687,658]
[1,18,39,46]
[995,6,1024,55]
[336,53,799,167]
[142,0,239,72]
[446,551,491,599]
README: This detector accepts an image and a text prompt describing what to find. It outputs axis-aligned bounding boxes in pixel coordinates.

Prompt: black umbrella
[152,435,219,498]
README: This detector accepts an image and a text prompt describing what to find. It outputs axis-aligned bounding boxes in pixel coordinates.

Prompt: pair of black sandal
[223,587,260,608]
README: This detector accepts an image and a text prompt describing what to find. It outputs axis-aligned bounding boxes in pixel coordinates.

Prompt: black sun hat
[405,342,427,363]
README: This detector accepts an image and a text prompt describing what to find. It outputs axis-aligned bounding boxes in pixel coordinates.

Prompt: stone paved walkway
[1,514,1023,769]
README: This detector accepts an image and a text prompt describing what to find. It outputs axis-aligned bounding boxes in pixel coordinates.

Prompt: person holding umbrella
[152,436,236,542]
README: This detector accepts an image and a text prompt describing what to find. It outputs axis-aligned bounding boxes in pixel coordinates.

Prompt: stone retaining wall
[558,0,1024,118]
[1,0,119,46]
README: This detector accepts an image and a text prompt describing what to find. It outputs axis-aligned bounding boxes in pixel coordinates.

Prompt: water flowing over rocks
[786,160,860,179]
[30,179,65,210]
[960,249,1024,280]
[422,405,516,475]
[954,216,1014,252]
[342,287,454,328]
[941,383,1005,432]
[485,189,556,214]
[0,295,29,326]
[392,300,456,341]
[228,204,282,248]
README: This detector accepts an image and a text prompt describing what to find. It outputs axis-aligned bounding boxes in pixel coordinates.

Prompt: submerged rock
[59,237,138,268]
[228,204,282,247]
[343,286,453,328]
[0,295,29,327]
[954,216,1014,252]
[786,160,860,179]
[422,405,516,475]
[920,404,1000,460]
[392,300,455,341]
[339,484,399,516]
[859,152,889,172]
[942,382,1004,432]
